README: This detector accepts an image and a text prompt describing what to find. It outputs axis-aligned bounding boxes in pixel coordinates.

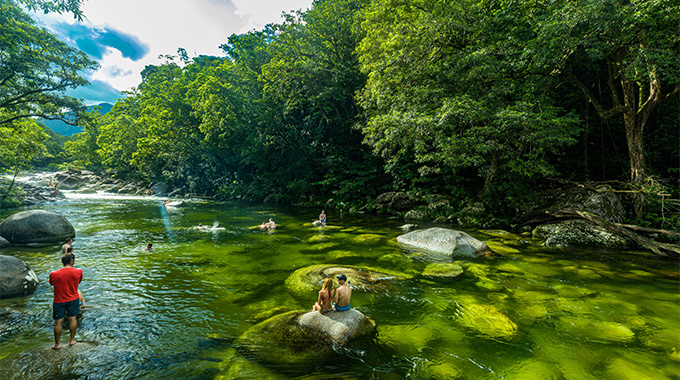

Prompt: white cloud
[31,0,313,104]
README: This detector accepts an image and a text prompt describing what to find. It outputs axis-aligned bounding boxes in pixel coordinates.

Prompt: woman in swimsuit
[312,278,335,314]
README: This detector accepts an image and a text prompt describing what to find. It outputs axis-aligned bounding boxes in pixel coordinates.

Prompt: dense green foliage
[5,0,676,226]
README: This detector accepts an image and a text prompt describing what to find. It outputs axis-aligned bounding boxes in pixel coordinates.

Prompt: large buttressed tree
[529,0,679,206]
[0,0,98,127]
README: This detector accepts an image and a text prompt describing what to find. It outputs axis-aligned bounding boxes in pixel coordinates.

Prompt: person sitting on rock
[319,210,327,226]
[334,274,351,312]
[312,278,336,314]
[267,218,276,229]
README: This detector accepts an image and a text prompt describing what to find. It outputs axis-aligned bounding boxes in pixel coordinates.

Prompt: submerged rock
[397,227,494,258]
[0,210,75,245]
[0,255,39,298]
[0,236,10,248]
[533,219,633,249]
[234,309,375,366]
[285,264,413,298]
[352,234,384,245]
[558,316,634,343]
[454,301,518,340]
[421,263,464,279]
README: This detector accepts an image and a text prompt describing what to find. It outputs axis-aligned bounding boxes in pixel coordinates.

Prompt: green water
[0,194,678,379]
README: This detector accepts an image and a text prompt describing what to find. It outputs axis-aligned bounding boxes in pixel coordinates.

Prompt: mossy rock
[234,309,375,366]
[475,278,504,292]
[285,264,413,298]
[378,324,436,354]
[377,253,413,266]
[216,348,287,380]
[421,262,464,279]
[248,306,292,324]
[422,361,462,379]
[308,234,333,243]
[558,316,634,343]
[479,229,522,240]
[643,329,680,352]
[327,250,361,260]
[499,358,562,380]
[554,284,597,298]
[454,302,518,340]
[352,234,384,245]
[606,357,669,380]
[485,241,521,254]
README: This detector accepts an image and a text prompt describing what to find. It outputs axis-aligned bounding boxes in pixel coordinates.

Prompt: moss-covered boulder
[557,317,634,343]
[352,234,384,245]
[533,219,633,249]
[397,227,494,258]
[233,309,375,366]
[285,264,413,298]
[378,324,436,354]
[421,263,464,279]
[454,302,518,340]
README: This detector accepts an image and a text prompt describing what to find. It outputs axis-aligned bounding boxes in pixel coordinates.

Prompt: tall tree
[0,0,98,126]
[528,0,679,208]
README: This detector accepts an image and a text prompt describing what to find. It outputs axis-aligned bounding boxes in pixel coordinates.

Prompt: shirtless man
[319,210,327,226]
[61,238,73,255]
[334,274,352,311]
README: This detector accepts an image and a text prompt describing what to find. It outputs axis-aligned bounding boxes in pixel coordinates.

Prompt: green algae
[421,262,464,279]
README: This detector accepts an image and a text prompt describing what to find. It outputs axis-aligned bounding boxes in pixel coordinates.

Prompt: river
[0,192,678,379]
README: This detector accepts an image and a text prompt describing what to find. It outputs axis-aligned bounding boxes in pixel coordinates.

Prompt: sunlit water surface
[0,192,678,379]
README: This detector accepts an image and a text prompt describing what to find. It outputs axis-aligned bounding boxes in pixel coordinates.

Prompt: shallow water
[0,193,678,379]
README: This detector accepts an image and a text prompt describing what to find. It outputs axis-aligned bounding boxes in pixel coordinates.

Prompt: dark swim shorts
[53,298,80,320]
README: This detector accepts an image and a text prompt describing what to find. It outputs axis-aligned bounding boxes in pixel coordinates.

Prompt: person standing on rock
[48,252,83,349]
[61,238,73,255]
[334,274,351,312]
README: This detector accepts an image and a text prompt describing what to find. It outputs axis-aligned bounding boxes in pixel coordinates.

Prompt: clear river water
[0,192,678,379]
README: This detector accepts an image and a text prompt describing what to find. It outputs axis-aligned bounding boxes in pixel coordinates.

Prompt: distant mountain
[39,102,113,136]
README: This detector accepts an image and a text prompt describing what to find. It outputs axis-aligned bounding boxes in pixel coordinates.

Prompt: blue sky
[31,0,313,105]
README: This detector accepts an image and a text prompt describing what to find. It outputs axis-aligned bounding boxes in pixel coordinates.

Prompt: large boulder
[533,219,634,249]
[285,264,414,298]
[0,210,75,245]
[54,172,84,190]
[0,255,39,298]
[234,309,375,366]
[519,186,626,224]
[376,191,416,211]
[397,227,494,258]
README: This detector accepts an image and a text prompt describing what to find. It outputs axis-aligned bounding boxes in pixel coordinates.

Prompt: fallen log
[559,209,680,257]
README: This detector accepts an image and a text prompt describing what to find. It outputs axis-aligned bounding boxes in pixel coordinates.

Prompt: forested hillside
[2,0,678,228]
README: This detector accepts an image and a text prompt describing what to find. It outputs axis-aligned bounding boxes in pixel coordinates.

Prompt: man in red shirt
[49,252,83,349]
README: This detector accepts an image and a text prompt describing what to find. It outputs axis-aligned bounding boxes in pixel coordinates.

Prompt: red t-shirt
[49,267,83,303]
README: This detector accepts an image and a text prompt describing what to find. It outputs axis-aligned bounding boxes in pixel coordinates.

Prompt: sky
[30,0,313,105]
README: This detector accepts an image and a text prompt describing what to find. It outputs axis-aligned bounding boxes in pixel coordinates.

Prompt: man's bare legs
[67,316,77,345]
[52,316,77,349]
[53,318,63,349]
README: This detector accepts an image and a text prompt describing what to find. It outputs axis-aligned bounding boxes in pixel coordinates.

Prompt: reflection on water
[0,193,678,379]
